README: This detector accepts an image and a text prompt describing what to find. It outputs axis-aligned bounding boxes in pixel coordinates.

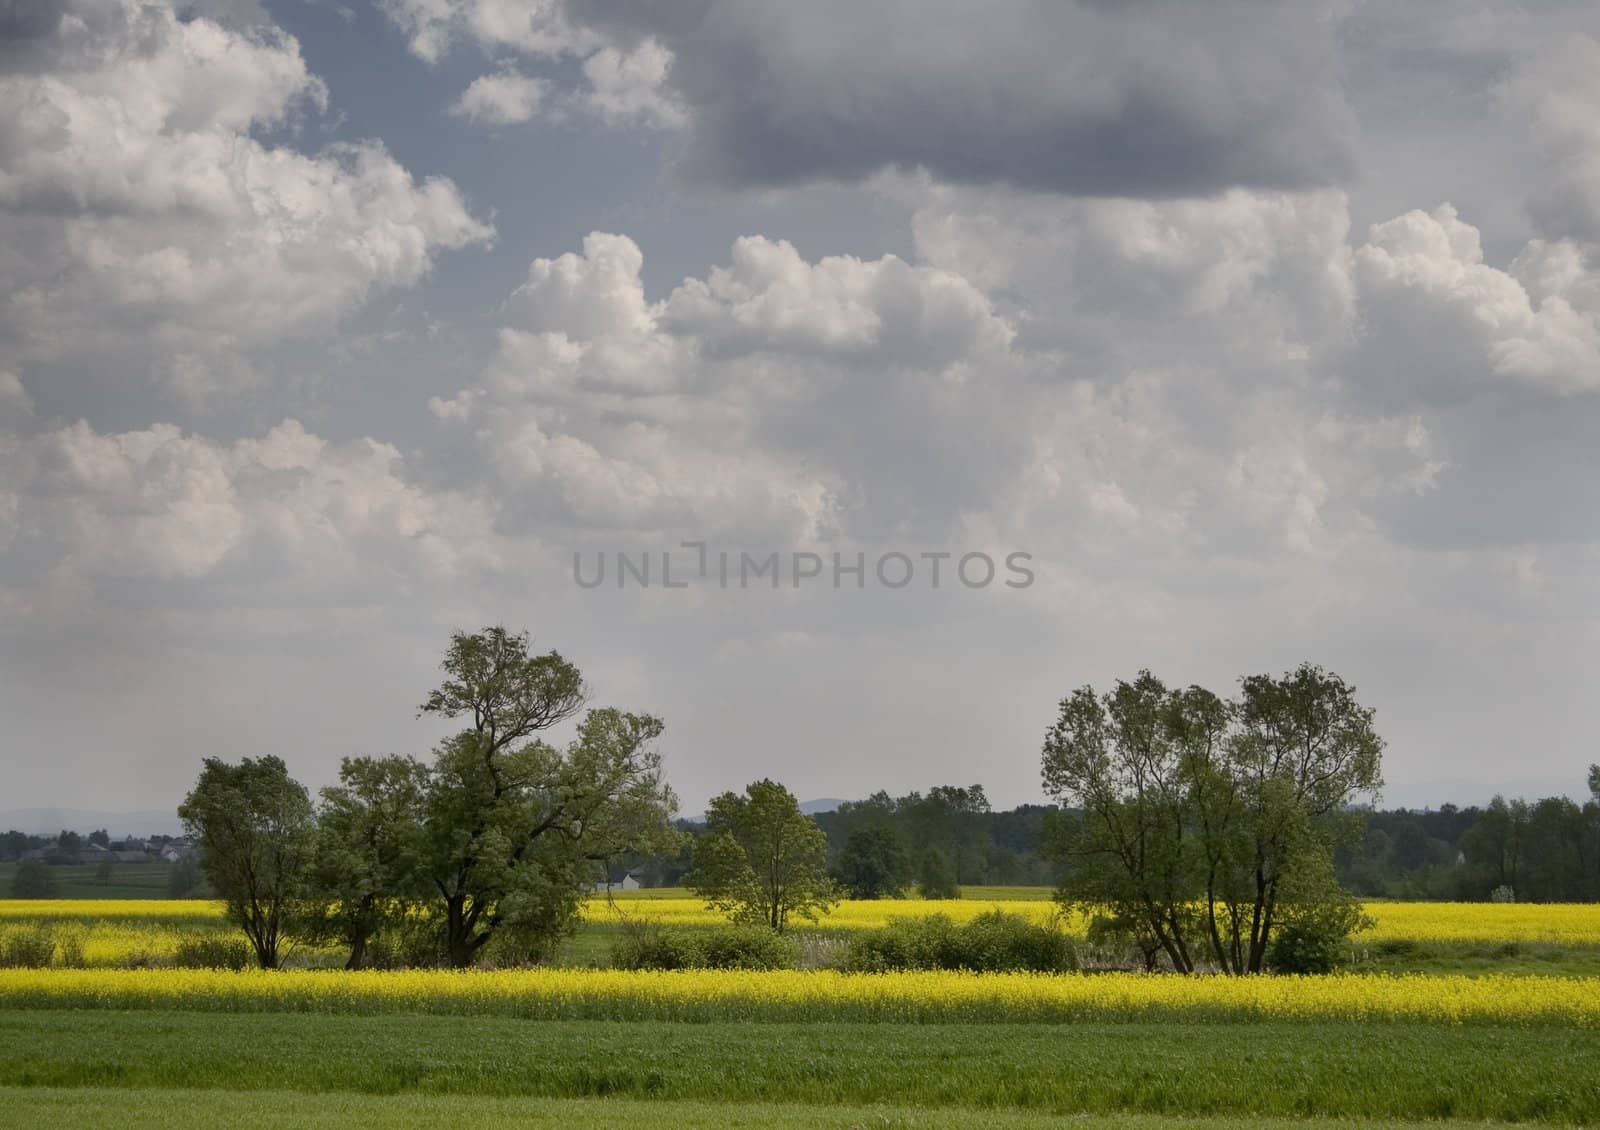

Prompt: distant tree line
[1339,773,1600,902]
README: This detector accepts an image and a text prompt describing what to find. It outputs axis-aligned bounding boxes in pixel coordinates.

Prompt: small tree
[179,756,316,969]
[686,779,836,931]
[0,831,28,862]
[166,854,205,898]
[834,826,909,899]
[305,755,428,969]
[917,846,960,899]
[11,860,56,898]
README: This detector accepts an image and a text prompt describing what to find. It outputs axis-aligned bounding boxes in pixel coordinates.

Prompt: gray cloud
[565,0,1359,195]
[4,0,1600,814]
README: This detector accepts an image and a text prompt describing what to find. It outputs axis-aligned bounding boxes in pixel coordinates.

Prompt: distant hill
[0,808,181,837]
[799,797,848,815]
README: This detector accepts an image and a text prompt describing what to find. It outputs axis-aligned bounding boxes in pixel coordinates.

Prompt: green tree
[305,755,429,969]
[0,831,27,862]
[178,756,316,969]
[1459,795,1527,898]
[11,860,56,898]
[87,828,110,848]
[687,779,836,931]
[166,854,205,898]
[418,627,677,967]
[833,826,909,899]
[1042,664,1381,974]
[917,846,960,899]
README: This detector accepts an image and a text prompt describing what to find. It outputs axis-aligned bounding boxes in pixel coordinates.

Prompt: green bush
[10,861,56,899]
[698,926,797,970]
[172,936,253,971]
[611,923,797,971]
[844,911,1076,973]
[610,921,704,970]
[0,925,56,968]
[1267,899,1372,974]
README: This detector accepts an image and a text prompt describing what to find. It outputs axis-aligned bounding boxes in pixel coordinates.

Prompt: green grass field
[0,862,178,900]
[1,1012,1596,1122]
[0,1089,1527,1129]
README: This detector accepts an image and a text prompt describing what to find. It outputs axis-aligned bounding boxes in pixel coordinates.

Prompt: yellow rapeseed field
[1,966,1595,1026]
[587,895,1600,946]
[6,896,1600,967]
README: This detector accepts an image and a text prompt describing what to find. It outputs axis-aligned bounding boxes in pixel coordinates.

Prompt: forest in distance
[8,778,1598,906]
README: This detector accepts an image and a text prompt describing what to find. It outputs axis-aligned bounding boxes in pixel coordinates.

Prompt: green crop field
[0,862,180,900]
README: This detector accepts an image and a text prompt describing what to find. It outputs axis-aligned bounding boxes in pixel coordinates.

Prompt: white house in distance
[589,866,644,892]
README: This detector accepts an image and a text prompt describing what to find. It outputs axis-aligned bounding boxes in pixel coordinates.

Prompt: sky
[1,0,1598,818]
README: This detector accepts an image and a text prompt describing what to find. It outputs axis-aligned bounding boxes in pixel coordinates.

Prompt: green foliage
[686,779,836,932]
[1267,853,1374,974]
[609,922,798,970]
[698,925,798,970]
[832,826,908,899]
[178,755,317,969]
[1042,663,1382,974]
[843,910,1076,973]
[917,847,960,899]
[11,860,56,899]
[417,626,678,967]
[172,936,254,971]
[165,855,205,898]
[609,921,704,971]
[303,755,428,969]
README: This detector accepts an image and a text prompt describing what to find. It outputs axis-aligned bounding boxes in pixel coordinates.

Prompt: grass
[0,863,180,901]
[0,1087,1528,1129]
[1,1012,1596,1121]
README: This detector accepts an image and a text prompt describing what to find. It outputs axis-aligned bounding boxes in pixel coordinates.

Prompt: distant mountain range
[798,797,847,815]
[0,808,181,837]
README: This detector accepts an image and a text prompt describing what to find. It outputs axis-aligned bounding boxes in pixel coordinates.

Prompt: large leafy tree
[178,756,316,969]
[687,778,836,931]
[419,627,677,967]
[1042,664,1381,974]
[833,825,909,899]
[305,755,429,969]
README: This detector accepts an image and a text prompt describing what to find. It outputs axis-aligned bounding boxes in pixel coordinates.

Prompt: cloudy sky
[3,0,1598,818]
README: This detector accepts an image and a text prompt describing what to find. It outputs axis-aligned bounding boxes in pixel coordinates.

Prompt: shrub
[10,861,56,899]
[698,926,797,970]
[1268,899,1373,975]
[844,911,1076,973]
[610,921,703,971]
[958,909,1077,973]
[0,926,56,968]
[172,936,253,971]
[611,923,797,971]
[843,914,956,972]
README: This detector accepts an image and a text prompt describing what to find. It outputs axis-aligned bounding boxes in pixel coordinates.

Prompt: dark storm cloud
[567,0,1359,196]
